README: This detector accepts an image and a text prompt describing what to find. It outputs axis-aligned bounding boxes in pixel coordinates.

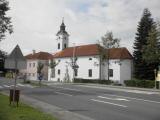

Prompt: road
[0,77,160,120]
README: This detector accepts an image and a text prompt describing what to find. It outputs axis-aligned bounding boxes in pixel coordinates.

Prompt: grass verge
[0,93,57,120]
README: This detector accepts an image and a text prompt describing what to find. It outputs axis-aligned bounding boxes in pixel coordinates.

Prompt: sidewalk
[42,81,160,93]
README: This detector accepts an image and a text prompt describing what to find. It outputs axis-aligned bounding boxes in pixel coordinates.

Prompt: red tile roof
[53,44,132,59]
[25,52,53,60]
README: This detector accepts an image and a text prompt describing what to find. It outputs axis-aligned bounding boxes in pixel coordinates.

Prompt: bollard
[9,89,20,107]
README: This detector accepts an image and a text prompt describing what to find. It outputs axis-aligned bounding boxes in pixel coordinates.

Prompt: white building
[48,21,133,84]
[20,51,52,80]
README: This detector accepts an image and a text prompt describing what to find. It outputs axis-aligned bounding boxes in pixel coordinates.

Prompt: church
[48,20,133,84]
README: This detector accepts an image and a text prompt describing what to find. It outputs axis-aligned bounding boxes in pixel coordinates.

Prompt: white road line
[3,85,10,87]
[98,96,130,101]
[55,91,73,96]
[103,94,160,104]
[0,86,3,89]
[53,86,82,92]
[90,99,127,108]
[125,90,155,94]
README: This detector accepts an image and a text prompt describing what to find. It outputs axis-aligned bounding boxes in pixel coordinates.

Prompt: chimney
[32,50,36,54]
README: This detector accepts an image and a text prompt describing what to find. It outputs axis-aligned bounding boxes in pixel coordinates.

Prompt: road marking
[90,99,127,108]
[103,94,160,104]
[125,90,155,94]
[55,91,73,96]
[98,96,130,101]
[3,85,10,87]
[53,86,82,92]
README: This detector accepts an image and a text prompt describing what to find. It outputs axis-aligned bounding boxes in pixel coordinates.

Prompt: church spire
[60,17,65,31]
[56,18,68,36]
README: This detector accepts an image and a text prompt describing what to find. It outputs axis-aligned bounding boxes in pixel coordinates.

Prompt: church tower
[56,19,69,52]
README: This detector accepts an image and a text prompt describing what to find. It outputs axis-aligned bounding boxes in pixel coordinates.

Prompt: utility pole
[72,43,76,82]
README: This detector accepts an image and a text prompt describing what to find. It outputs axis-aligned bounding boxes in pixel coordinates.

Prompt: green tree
[37,62,44,86]
[49,59,59,78]
[0,0,13,41]
[133,8,155,80]
[98,31,120,80]
[142,24,160,79]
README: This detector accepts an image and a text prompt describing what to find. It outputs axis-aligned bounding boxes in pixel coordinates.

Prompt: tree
[142,23,160,79]
[0,0,13,42]
[133,8,155,80]
[0,50,7,75]
[49,59,59,78]
[98,31,120,80]
[37,62,44,86]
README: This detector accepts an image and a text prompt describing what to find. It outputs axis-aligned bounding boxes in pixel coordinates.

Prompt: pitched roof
[25,52,53,60]
[108,48,133,59]
[53,44,132,59]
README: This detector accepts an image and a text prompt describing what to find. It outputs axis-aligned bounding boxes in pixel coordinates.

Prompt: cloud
[1,0,160,55]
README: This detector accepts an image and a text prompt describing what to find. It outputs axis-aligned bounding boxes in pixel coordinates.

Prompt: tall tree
[49,59,59,78]
[99,31,120,80]
[133,8,155,80]
[37,62,44,86]
[0,0,13,42]
[142,24,160,79]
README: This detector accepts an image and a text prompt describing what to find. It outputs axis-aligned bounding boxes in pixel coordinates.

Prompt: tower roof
[56,19,69,36]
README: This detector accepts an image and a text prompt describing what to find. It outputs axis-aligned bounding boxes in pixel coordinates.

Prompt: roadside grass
[0,94,57,120]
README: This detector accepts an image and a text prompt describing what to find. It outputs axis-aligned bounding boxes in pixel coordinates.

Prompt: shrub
[124,79,155,88]
[74,78,113,85]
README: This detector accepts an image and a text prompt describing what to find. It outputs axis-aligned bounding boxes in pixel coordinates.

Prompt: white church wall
[102,59,121,82]
[120,59,132,84]
[48,55,100,82]
[77,56,99,80]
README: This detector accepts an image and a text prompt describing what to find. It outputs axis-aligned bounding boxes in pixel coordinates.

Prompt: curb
[43,82,160,93]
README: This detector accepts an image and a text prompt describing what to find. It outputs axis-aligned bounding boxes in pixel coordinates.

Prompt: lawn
[0,94,57,120]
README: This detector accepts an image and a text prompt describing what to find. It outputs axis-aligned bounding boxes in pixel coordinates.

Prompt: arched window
[58,43,60,49]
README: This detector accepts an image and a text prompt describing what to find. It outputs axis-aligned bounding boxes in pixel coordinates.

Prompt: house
[48,20,133,84]
[20,51,52,80]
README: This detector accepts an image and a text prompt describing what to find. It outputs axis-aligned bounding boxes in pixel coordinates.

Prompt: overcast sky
[1,0,160,55]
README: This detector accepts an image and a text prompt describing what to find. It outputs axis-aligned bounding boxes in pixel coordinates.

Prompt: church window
[64,44,66,49]
[109,69,113,77]
[58,69,60,75]
[75,69,78,76]
[88,69,92,77]
[58,43,60,49]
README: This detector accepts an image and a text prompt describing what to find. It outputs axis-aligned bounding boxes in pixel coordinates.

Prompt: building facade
[20,51,52,80]
[48,21,133,84]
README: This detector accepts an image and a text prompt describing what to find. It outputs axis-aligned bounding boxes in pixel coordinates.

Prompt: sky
[0,0,160,55]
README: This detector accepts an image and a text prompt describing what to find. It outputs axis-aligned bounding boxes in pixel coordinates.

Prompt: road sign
[156,71,160,81]
[5,45,26,69]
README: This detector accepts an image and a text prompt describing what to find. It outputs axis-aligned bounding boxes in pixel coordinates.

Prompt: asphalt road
[1,77,160,120]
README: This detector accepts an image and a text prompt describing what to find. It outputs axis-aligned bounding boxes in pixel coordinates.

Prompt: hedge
[124,79,155,88]
[74,78,113,85]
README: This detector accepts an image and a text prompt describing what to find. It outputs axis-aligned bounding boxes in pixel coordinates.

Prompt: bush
[24,80,31,84]
[74,78,113,85]
[124,79,155,88]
